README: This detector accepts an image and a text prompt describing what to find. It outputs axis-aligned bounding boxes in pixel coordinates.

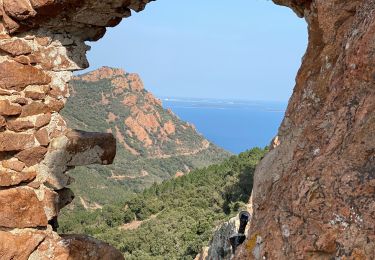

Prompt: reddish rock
[0,89,12,95]
[42,188,59,219]
[49,116,67,139]
[235,1,375,259]
[34,36,51,46]
[12,55,32,65]
[128,73,144,91]
[0,116,6,129]
[0,100,22,116]
[1,8,20,33]
[49,84,68,99]
[3,0,37,20]
[163,120,176,135]
[20,102,50,117]
[0,132,35,151]
[25,90,46,100]
[13,97,29,105]
[0,61,51,90]
[15,146,47,166]
[0,187,48,228]
[35,112,51,128]
[80,67,126,82]
[35,127,49,146]
[0,39,32,56]
[7,119,34,132]
[125,117,153,146]
[47,99,64,112]
[1,159,25,172]
[34,234,125,260]
[0,171,36,186]
[0,230,46,260]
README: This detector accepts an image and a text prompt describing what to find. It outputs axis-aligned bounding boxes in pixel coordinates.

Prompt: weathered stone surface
[0,230,46,260]
[35,112,51,128]
[235,0,375,259]
[0,100,22,116]
[0,61,51,90]
[13,97,29,105]
[20,101,50,117]
[47,98,64,112]
[0,170,36,186]
[7,119,34,132]
[35,127,49,146]
[3,0,37,20]
[65,130,116,166]
[2,159,25,172]
[16,146,48,166]
[0,116,6,130]
[24,85,49,100]
[0,38,32,56]
[0,187,48,228]
[32,234,125,260]
[42,188,59,219]
[0,132,35,151]
[202,213,251,260]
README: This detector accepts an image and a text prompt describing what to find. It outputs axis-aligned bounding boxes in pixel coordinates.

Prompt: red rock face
[0,0,372,259]
[235,0,375,259]
[0,0,153,258]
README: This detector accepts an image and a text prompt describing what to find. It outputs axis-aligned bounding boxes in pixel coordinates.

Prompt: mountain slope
[61,67,230,208]
[59,148,267,259]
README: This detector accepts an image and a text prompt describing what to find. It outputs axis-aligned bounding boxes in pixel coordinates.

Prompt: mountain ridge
[61,66,231,208]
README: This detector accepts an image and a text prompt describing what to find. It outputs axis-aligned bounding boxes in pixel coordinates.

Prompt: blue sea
[161,98,287,154]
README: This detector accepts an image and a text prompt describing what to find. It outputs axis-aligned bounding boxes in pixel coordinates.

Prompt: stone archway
[0,0,374,259]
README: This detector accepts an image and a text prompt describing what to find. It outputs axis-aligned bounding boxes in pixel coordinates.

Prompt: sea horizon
[159,96,287,154]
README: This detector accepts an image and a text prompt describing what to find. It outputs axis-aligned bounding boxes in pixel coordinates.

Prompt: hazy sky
[84,0,308,101]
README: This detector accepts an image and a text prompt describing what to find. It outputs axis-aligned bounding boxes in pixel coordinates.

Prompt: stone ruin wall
[0,0,151,259]
[0,0,373,259]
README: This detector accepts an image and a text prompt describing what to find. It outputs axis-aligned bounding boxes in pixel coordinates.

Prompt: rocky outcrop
[235,0,375,259]
[66,66,216,159]
[0,0,373,259]
[196,213,251,260]
[0,0,152,258]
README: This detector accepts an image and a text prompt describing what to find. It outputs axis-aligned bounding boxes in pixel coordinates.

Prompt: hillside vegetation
[59,148,267,259]
[60,67,230,208]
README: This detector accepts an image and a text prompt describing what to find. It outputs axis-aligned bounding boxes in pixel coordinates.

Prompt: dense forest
[59,148,267,259]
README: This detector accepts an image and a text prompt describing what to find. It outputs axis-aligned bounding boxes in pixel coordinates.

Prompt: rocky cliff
[235,0,375,259]
[61,66,229,209]
[0,0,373,259]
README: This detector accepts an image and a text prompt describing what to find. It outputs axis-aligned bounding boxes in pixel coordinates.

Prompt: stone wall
[0,0,373,259]
[0,0,151,259]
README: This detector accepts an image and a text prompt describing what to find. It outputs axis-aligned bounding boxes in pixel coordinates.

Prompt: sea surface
[161,97,287,154]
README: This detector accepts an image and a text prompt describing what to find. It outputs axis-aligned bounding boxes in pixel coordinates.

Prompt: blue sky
[84,0,308,101]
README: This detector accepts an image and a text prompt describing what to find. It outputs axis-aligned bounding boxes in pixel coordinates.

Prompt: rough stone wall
[0,0,373,259]
[0,0,151,259]
[236,0,375,259]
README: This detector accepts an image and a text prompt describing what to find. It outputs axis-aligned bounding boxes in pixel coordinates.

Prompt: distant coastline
[160,97,287,154]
